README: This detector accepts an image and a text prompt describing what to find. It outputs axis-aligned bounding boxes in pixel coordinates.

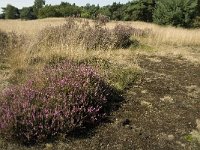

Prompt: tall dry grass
[108,21,200,46]
[0,18,140,88]
[1,18,200,46]
[0,17,200,73]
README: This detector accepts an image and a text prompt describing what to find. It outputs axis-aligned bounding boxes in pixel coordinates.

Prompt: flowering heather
[0,60,111,144]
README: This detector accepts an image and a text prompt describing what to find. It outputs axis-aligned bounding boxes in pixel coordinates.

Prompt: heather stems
[0,60,111,144]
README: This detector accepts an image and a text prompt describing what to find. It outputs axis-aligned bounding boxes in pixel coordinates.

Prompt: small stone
[160,96,174,103]
[167,135,175,141]
[124,124,132,129]
[141,101,152,108]
[141,90,148,94]
[44,143,53,150]
[176,141,186,147]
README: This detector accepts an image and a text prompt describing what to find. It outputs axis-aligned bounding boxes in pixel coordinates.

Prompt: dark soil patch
[44,55,199,150]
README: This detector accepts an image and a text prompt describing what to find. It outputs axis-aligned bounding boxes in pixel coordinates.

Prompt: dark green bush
[20,7,36,20]
[153,0,198,28]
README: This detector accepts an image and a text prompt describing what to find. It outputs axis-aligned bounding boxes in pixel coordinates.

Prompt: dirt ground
[48,55,200,150]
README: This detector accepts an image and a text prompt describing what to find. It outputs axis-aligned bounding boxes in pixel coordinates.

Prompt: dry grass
[0,17,199,79]
[0,18,66,36]
[0,18,138,72]
[108,21,200,46]
[1,18,200,46]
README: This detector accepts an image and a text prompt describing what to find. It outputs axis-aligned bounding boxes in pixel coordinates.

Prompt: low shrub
[0,30,9,56]
[0,30,25,57]
[0,60,112,144]
[112,25,135,49]
[80,24,113,50]
[35,19,79,49]
[193,16,200,28]
[95,14,110,26]
[33,18,139,51]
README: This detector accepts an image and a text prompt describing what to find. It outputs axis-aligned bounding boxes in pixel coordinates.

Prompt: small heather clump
[0,60,111,144]
[112,25,136,49]
[95,14,110,26]
[80,24,113,50]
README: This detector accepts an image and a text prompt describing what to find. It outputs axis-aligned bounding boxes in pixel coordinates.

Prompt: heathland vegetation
[0,1,200,150]
[1,0,200,28]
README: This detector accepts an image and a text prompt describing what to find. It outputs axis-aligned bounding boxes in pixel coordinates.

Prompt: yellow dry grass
[0,18,66,36]
[108,21,200,46]
[1,18,200,46]
[0,17,200,72]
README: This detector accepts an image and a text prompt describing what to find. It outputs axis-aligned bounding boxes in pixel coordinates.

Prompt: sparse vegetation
[32,18,138,51]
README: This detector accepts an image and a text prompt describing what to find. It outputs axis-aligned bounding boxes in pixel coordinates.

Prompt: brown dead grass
[1,18,200,46]
[0,18,199,78]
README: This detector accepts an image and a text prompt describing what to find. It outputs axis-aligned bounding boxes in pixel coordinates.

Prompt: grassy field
[0,18,200,150]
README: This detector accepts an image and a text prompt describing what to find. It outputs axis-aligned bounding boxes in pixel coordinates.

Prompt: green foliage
[125,0,156,22]
[33,0,45,17]
[20,7,36,20]
[98,6,111,17]
[109,2,124,20]
[2,0,200,28]
[193,16,200,28]
[38,5,61,18]
[153,0,198,27]
[38,3,81,18]
[58,3,81,17]
[4,4,20,19]
[0,13,5,19]
[198,0,200,15]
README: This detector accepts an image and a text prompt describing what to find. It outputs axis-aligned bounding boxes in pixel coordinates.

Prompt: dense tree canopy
[153,0,198,27]
[1,0,200,28]
[20,7,36,20]
[4,4,20,19]
[33,0,45,17]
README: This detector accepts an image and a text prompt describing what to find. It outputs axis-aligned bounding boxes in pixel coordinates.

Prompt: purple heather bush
[0,60,111,144]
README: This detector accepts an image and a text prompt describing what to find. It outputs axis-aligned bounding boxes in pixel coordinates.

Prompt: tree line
[0,0,200,28]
